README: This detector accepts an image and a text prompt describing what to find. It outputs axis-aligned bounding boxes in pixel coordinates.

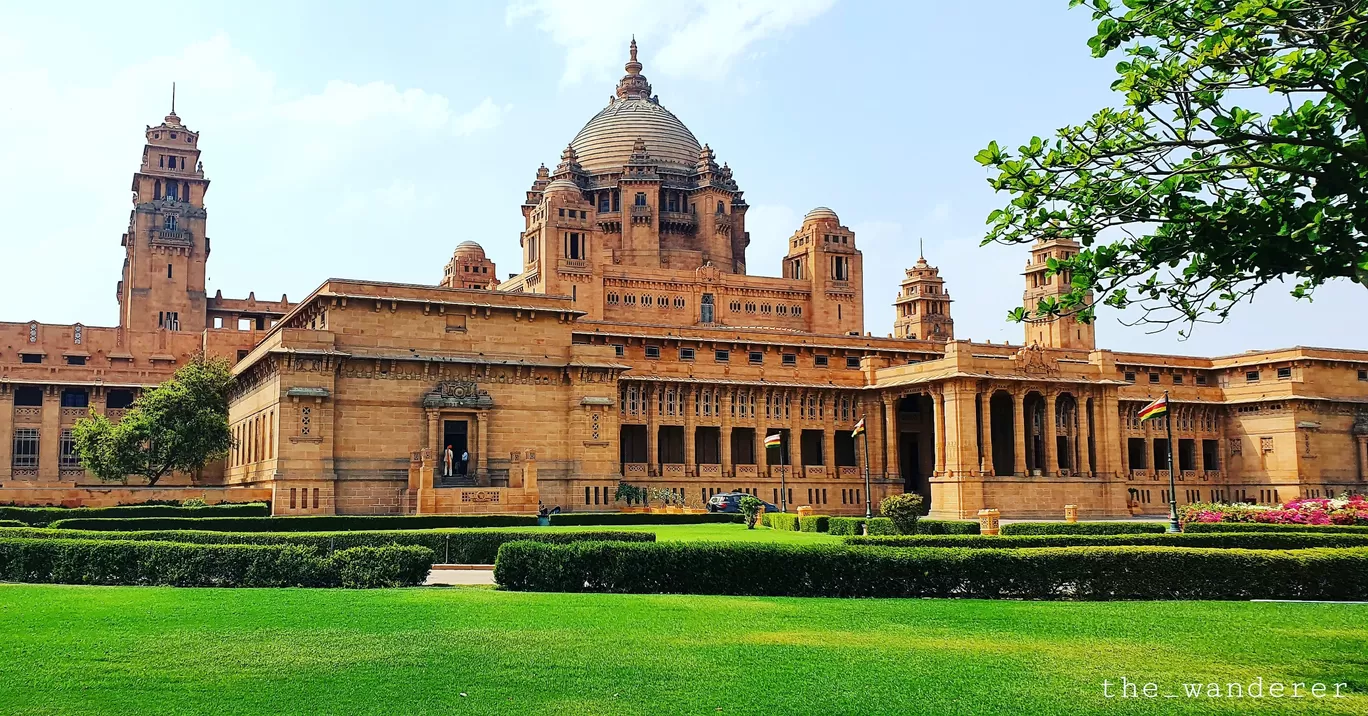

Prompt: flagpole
[780,433,788,513]
[1164,390,1180,533]
[860,415,873,519]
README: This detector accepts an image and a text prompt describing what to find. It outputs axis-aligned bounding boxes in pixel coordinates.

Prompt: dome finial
[625,37,642,76]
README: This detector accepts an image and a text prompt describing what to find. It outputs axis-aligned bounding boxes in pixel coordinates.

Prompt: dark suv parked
[706,492,779,514]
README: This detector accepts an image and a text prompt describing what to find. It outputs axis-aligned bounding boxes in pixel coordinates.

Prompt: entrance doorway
[443,419,469,477]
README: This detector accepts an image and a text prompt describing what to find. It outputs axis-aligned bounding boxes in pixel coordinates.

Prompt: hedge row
[1000,521,1167,535]
[0,527,655,565]
[0,538,433,588]
[1184,522,1368,535]
[0,503,270,527]
[845,532,1368,550]
[827,517,979,536]
[0,520,24,528]
[46,514,537,532]
[761,513,800,531]
[493,541,1368,600]
[547,512,742,526]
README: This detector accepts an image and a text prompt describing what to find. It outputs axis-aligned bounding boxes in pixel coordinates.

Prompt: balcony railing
[698,464,722,476]
[838,466,860,479]
[804,465,826,478]
[735,464,758,478]
[660,463,686,477]
[629,205,652,224]
[151,228,192,245]
[622,463,648,477]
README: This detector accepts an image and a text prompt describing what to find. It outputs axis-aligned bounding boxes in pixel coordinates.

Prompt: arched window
[154,180,162,199]
[163,215,178,231]
[716,201,725,214]
[634,192,647,206]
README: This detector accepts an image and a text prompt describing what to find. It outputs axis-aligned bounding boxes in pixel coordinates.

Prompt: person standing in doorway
[459,449,470,476]
[443,445,454,477]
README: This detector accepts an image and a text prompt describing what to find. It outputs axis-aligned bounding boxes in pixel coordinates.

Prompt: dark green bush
[0,527,654,564]
[47,514,537,532]
[0,537,331,587]
[846,532,1368,549]
[1184,522,1368,535]
[828,517,978,536]
[493,540,1368,600]
[798,515,830,533]
[1000,521,1167,535]
[329,545,434,588]
[0,503,270,527]
[0,520,25,528]
[879,493,926,534]
[547,513,741,526]
[762,513,800,531]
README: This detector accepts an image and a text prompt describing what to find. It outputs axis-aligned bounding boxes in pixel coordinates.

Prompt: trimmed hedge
[1000,521,1167,535]
[0,527,655,565]
[0,537,433,587]
[1184,522,1368,535]
[799,515,830,533]
[0,503,270,527]
[547,512,742,526]
[493,540,1368,600]
[0,520,24,528]
[46,514,537,532]
[828,517,979,536]
[761,513,800,531]
[845,532,1368,550]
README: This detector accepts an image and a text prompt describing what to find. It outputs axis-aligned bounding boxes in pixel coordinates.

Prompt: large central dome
[568,40,702,174]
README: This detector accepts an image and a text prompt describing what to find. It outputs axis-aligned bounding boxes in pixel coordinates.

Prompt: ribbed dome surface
[454,241,485,258]
[805,207,839,223]
[570,98,702,174]
[542,178,582,194]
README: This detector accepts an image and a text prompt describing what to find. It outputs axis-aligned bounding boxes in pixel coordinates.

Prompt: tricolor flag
[851,418,866,438]
[1138,395,1168,422]
[764,433,782,448]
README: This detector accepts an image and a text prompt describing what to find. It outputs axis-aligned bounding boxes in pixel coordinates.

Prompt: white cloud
[278,80,456,129]
[452,97,512,136]
[506,0,835,85]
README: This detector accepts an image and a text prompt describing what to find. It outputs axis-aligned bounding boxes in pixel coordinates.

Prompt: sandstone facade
[3,45,1366,517]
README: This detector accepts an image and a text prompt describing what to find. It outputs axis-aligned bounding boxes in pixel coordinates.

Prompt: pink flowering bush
[1180,495,1368,527]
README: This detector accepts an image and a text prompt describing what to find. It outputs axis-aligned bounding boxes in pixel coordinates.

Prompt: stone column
[933,390,947,476]
[645,384,660,474]
[883,397,900,481]
[788,390,801,472]
[720,389,733,477]
[1013,389,1028,476]
[1079,394,1092,476]
[823,390,835,472]
[756,390,769,475]
[476,411,489,479]
[0,385,12,481]
[1043,392,1058,476]
[40,387,61,482]
[683,387,696,473]
[980,391,994,475]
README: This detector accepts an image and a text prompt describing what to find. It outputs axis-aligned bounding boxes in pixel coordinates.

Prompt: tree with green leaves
[977,0,1366,335]
[73,355,234,486]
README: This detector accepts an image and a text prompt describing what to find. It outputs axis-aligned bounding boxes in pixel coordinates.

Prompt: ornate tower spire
[893,247,954,341]
[615,38,653,101]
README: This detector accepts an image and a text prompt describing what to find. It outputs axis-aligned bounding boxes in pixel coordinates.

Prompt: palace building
[3,43,1366,517]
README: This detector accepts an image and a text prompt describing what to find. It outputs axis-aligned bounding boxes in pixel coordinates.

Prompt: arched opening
[989,390,1015,476]
[1024,391,1047,475]
[896,394,934,508]
[1056,393,1078,472]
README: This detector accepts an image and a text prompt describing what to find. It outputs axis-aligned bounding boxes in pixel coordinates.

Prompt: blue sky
[2,0,1364,356]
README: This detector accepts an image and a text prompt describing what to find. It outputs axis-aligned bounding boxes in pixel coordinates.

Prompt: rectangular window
[238,318,252,331]
[748,351,763,365]
[65,355,86,366]
[1148,373,1160,384]
[167,263,174,279]
[845,356,861,370]
[1246,371,1260,383]
[12,428,39,469]
[566,232,584,259]
[815,355,829,367]
[679,347,695,361]
[59,429,80,469]
[213,316,224,329]
[781,353,796,367]
[644,346,661,360]
[1359,369,1368,381]
[1195,375,1208,386]
[612,344,625,357]
[1123,371,1136,382]
[21,354,42,364]
[1172,374,1183,384]
[1276,367,1292,380]
[715,350,730,363]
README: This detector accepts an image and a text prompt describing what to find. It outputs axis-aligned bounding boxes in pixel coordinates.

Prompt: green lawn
[493,522,842,544]
[0,585,1364,715]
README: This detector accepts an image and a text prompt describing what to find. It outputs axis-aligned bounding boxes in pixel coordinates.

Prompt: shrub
[47,514,537,532]
[1001,521,1166,535]
[0,520,25,528]
[798,515,830,533]
[329,545,434,588]
[1184,522,1368,535]
[880,494,925,534]
[739,497,764,529]
[547,513,740,526]
[845,532,1368,550]
[0,527,654,565]
[762,513,800,531]
[0,503,270,527]
[493,540,1368,600]
[830,517,978,536]
[0,538,332,587]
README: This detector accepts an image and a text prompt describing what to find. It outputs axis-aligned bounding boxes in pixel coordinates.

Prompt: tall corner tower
[893,244,953,341]
[118,90,210,333]
[1022,237,1095,350]
[784,207,863,335]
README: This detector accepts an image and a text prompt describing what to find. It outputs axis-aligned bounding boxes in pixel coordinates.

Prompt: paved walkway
[425,566,496,586]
